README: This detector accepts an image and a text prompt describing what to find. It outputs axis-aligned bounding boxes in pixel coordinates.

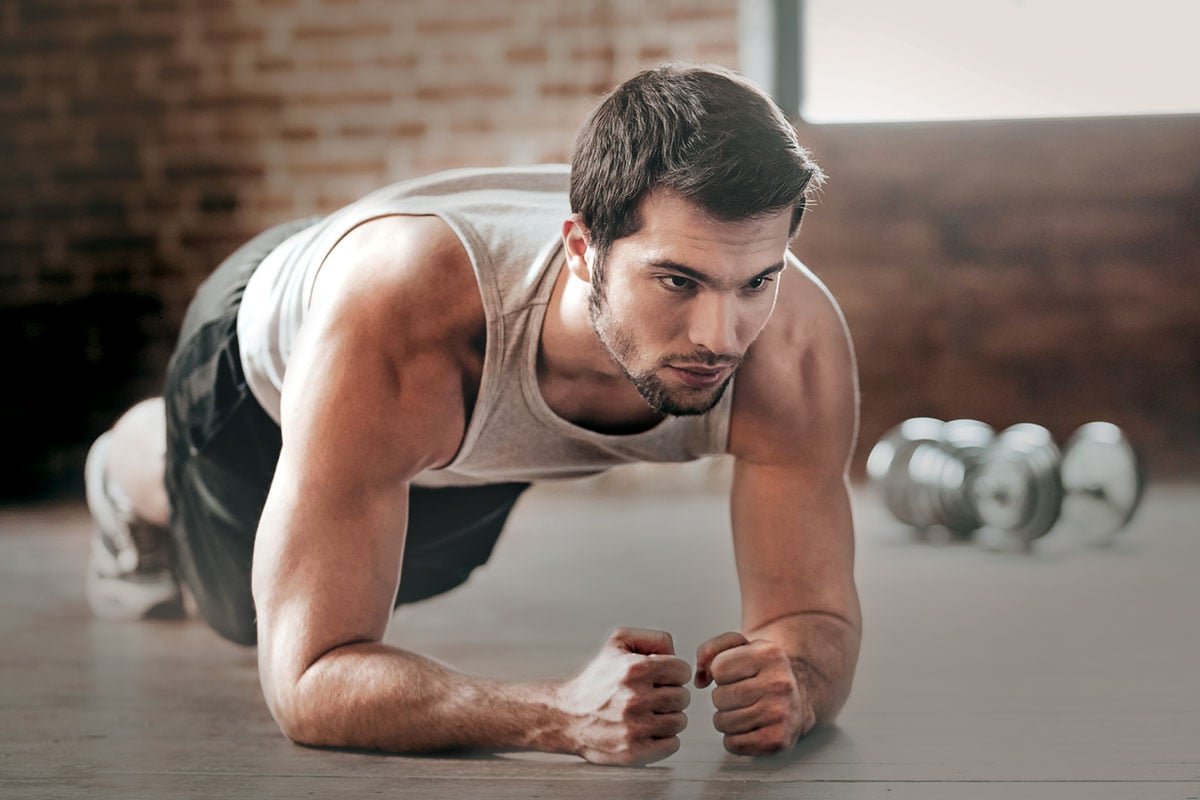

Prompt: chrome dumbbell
[866,417,995,538]
[868,418,1144,548]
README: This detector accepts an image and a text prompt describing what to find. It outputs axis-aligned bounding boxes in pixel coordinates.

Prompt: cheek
[726,297,778,350]
[613,282,682,339]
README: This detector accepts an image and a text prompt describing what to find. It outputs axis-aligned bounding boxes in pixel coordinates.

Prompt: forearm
[277,642,570,754]
[748,610,861,725]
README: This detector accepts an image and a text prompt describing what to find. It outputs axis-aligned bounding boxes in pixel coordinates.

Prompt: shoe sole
[84,431,184,621]
[86,569,185,621]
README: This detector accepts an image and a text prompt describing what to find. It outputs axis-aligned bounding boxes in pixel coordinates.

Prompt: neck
[536,263,663,433]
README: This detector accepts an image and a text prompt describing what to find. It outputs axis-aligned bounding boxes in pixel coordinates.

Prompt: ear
[561,215,594,284]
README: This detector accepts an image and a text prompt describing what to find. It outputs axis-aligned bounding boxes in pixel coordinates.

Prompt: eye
[745,275,775,292]
[658,275,696,291]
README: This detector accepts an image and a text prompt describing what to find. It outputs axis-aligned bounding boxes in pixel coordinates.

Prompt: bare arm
[698,259,862,754]
[251,216,689,763]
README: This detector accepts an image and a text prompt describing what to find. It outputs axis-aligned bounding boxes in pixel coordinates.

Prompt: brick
[186,93,281,112]
[371,54,418,70]
[159,61,202,83]
[136,0,177,13]
[71,94,166,116]
[54,163,144,184]
[664,6,736,23]
[36,269,81,288]
[293,22,391,41]
[179,230,260,251]
[199,192,239,213]
[571,44,616,63]
[450,117,495,135]
[85,30,175,53]
[295,90,392,107]
[163,161,265,181]
[389,121,427,138]
[203,25,266,45]
[281,126,318,141]
[68,234,157,254]
[82,198,127,219]
[0,72,25,92]
[505,45,546,64]
[315,57,356,72]
[415,84,513,102]
[414,16,511,35]
[287,159,386,177]
[637,45,671,61]
[254,56,294,73]
[540,80,611,99]
[339,124,382,138]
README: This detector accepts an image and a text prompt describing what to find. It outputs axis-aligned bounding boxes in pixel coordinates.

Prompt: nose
[688,292,740,357]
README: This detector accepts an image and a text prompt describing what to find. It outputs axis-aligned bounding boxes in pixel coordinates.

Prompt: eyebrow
[647,259,787,287]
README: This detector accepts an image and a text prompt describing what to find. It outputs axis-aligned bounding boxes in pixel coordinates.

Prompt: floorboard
[1,472,1197,798]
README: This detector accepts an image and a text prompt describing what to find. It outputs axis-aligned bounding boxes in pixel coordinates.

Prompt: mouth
[664,363,733,390]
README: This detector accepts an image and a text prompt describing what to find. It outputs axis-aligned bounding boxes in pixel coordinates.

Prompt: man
[84,64,861,766]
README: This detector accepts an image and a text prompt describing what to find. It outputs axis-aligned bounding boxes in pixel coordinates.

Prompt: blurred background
[2,0,1197,501]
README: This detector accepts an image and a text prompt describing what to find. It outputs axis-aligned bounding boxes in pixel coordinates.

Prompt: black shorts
[163,219,529,646]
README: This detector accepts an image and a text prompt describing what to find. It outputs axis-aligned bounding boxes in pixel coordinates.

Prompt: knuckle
[724,734,750,755]
[761,726,792,753]
[622,692,647,716]
[624,658,650,684]
[766,673,795,696]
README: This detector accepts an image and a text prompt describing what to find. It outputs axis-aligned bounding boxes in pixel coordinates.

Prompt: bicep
[252,286,466,705]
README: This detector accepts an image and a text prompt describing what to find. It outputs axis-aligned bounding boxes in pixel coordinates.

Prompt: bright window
[746,0,1200,123]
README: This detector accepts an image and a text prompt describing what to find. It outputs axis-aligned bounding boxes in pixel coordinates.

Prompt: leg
[85,399,183,621]
[104,397,171,528]
[84,216,320,627]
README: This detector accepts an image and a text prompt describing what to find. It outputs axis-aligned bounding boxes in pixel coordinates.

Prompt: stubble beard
[587,276,736,417]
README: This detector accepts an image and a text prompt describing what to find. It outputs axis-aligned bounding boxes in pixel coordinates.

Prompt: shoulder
[281,214,485,471]
[727,255,859,471]
[309,214,483,347]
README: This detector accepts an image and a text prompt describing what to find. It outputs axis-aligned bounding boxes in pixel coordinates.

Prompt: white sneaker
[84,431,184,620]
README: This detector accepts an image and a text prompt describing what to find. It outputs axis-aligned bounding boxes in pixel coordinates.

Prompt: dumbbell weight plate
[971,423,1063,543]
[867,417,947,527]
[1059,421,1144,542]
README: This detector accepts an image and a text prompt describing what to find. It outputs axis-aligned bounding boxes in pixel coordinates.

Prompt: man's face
[587,189,793,416]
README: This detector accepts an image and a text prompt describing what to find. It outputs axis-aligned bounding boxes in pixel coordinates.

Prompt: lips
[666,364,731,390]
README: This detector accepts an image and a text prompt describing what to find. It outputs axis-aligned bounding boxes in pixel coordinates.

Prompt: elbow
[260,654,338,748]
[264,676,321,746]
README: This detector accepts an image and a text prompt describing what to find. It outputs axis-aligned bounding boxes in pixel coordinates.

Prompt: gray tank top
[238,165,733,487]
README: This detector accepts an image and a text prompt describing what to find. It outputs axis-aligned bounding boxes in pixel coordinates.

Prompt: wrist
[787,658,821,733]
[512,678,579,755]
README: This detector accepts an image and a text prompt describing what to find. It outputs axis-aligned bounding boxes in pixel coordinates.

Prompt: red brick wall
[2,0,1197,495]
[0,0,740,495]
[794,116,1200,477]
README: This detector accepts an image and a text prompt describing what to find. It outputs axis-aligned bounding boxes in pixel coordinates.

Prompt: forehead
[612,188,793,272]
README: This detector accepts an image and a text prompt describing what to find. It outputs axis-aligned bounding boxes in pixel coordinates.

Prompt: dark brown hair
[570,63,824,261]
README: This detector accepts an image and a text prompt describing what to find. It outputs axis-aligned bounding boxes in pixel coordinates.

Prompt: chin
[640,378,732,417]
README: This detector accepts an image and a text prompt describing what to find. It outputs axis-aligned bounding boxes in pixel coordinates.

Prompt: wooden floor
[2,468,1198,799]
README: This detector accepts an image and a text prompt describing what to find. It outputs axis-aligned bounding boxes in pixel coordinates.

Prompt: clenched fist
[559,628,692,766]
[695,631,816,756]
